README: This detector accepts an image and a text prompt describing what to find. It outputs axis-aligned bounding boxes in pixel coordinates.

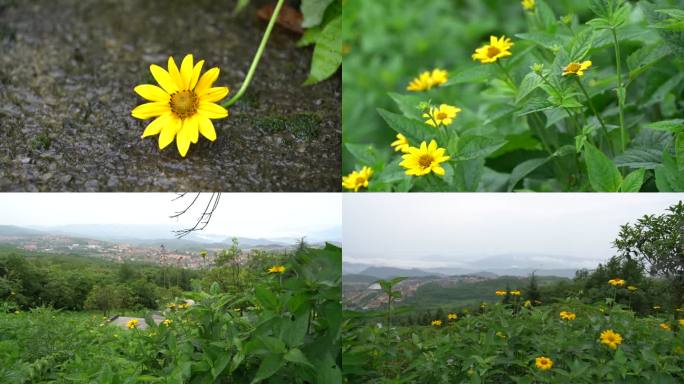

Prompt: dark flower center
[170,90,198,119]
[487,46,501,57]
[418,154,434,168]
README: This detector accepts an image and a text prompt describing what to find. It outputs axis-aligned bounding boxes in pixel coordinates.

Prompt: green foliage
[299,0,342,85]
[342,0,684,191]
[0,245,342,383]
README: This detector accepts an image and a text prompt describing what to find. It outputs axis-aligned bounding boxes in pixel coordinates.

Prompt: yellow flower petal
[189,60,205,90]
[199,87,230,103]
[432,166,445,175]
[185,115,200,144]
[167,56,184,91]
[195,67,220,95]
[141,113,173,138]
[159,116,181,150]
[198,116,217,141]
[131,102,171,120]
[134,84,170,102]
[180,54,194,90]
[198,102,229,119]
[176,121,191,157]
[150,65,179,94]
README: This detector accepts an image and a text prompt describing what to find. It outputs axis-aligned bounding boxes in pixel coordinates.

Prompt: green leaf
[644,119,684,133]
[677,132,684,171]
[388,92,424,119]
[584,142,622,191]
[507,158,549,191]
[516,73,543,104]
[304,16,341,85]
[446,65,496,85]
[620,168,645,192]
[211,354,231,380]
[251,353,285,383]
[255,285,279,311]
[536,0,557,31]
[284,348,315,368]
[344,143,383,167]
[301,0,335,28]
[452,159,485,192]
[627,44,670,81]
[233,0,250,15]
[568,28,595,61]
[456,136,507,161]
[588,0,613,18]
[515,32,568,50]
[377,108,434,143]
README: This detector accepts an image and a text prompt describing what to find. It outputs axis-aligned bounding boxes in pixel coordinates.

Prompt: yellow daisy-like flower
[660,323,671,331]
[562,60,592,77]
[608,278,625,286]
[268,265,286,274]
[406,69,448,91]
[522,0,535,11]
[524,300,532,307]
[342,166,373,192]
[599,329,623,349]
[162,319,173,326]
[627,285,637,292]
[535,356,553,370]
[166,303,177,310]
[560,310,576,320]
[679,319,684,326]
[496,331,507,338]
[131,54,230,157]
[423,104,462,127]
[391,133,411,153]
[178,302,190,310]
[510,290,521,296]
[431,319,442,327]
[495,290,507,296]
[126,319,139,329]
[448,313,458,320]
[472,36,514,64]
[400,140,450,177]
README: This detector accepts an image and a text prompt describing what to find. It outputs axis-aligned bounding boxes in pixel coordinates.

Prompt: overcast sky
[0,193,341,239]
[343,193,683,269]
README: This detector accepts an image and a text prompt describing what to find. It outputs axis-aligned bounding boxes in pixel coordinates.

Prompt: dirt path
[0,0,341,191]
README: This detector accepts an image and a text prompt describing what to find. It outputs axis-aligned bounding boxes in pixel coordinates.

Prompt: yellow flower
[521,0,535,11]
[510,290,521,296]
[431,319,442,327]
[562,60,592,77]
[162,319,173,326]
[524,300,532,307]
[679,319,684,327]
[560,311,576,320]
[599,329,623,349]
[406,68,448,92]
[423,104,462,127]
[268,265,286,274]
[653,305,661,310]
[448,313,458,320]
[496,331,507,338]
[608,278,625,287]
[126,319,139,329]
[535,356,553,370]
[400,140,450,177]
[627,285,637,292]
[472,35,514,64]
[676,307,684,312]
[342,166,373,192]
[132,54,230,157]
[660,323,671,331]
[166,303,177,310]
[495,290,507,296]
[178,303,190,310]
[391,133,411,153]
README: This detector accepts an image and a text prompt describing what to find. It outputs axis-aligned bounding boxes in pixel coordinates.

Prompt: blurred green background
[342,0,612,172]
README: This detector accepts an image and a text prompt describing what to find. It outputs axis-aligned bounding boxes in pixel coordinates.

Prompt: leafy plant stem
[575,77,613,157]
[222,0,285,108]
[495,61,517,91]
[611,27,627,153]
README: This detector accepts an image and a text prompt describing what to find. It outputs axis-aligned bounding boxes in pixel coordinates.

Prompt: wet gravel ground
[0,0,340,191]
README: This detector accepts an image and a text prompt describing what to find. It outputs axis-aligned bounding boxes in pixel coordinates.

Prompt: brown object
[256,3,304,34]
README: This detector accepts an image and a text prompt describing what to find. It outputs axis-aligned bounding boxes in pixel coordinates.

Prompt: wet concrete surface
[0,0,341,191]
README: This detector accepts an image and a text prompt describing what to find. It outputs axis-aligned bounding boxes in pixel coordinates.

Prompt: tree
[613,201,684,308]
[376,277,406,329]
[216,238,242,291]
[526,273,541,303]
[84,284,122,317]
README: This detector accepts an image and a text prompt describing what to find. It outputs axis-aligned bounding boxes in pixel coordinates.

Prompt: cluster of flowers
[495,289,521,296]
[343,0,596,192]
[267,265,286,274]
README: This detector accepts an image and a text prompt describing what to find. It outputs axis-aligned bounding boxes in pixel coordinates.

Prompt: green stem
[496,61,517,91]
[611,28,626,153]
[575,77,613,157]
[222,0,285,108]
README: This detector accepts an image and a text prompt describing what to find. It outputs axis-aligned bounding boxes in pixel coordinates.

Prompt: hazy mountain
[358,266,443,279]
[343,262,374,274]
[0,225,45,237]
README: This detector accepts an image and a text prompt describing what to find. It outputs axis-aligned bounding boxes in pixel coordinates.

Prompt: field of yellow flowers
[343,296,684,383]
[342,0,684,192]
